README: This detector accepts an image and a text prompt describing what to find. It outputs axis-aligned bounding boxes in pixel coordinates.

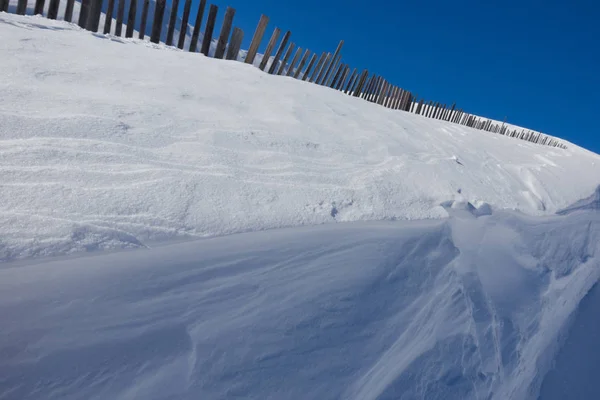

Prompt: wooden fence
[1,0,567,149]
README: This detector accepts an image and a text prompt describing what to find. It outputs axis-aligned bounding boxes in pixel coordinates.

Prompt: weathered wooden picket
[1,0,566,149]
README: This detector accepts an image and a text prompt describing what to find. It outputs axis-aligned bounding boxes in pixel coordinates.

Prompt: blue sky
[183,0,599,153]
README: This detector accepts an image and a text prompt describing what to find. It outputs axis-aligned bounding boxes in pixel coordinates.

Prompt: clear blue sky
[183,0,599,153]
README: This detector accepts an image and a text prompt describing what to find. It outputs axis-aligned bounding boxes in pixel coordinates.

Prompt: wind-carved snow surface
[1,198,599,400]
[1,13,599,261]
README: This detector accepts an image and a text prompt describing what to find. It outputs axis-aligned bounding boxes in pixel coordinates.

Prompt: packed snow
[1,196,599,400]
[1,13,599,261]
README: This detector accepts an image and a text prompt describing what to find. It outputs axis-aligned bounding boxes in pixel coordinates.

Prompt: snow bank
[1,202,598,400]
[1,13,599,261]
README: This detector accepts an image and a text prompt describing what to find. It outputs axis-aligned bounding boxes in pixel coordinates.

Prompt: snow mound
[557,185,600,215]
[1,198,599,400]
[1,13,599,262]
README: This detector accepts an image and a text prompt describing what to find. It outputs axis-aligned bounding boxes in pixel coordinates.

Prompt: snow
[2,12,600,400]
[1,201,599,400]
[1,13,599,262]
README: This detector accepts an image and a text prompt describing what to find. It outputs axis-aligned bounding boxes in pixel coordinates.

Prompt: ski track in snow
[1,13,599,262]
[1,201,599,400]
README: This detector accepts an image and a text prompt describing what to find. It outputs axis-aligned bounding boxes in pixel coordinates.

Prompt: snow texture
[1,203,599,400]
[2,13,599,262]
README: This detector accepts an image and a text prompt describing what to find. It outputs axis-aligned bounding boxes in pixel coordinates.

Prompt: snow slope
[1,200,599,400]
[1,12,599,262]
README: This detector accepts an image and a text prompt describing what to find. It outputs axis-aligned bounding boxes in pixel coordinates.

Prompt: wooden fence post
[345,70,358,94]
[114,0,125,36]
[103,0,115,34]
[177,0,192,48]
[0,0,8,12]
[34,0,45,15]
[16,0,27,15]
[329,62,344,88]
[332,64,346,89]
[78,0,90,27]
[125,0,137,38]
[361,75,373,99]
[287,47,303,76]
[353,70,369,97]
[268,30,291,74]
[276,42,295,75]
[245,14,269,65]
[337,66,350,90]
[64,0,75,21]
[301,53,317,81]
[315,53,331,84]
[323,54,340,86]
[309,52,326,82]
[324,55,339,86]
[150,0,166,43]
[86,0,102,31]
[201,4,218,56]
[47,0,60,19]
[166,0,180,46]
[259,28,281,71]
[320,40,343,85]
[371,77,383,102]
[214,6,236,59]
[376,80,387,105]
[189,0,206,52]
[294,49,310,79]
[225,27,243,60]
[139,0,151,39]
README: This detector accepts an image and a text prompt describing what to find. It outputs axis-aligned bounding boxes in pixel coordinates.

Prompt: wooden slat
[329,62,344,88]
[86,0,102,31]
[276,42,295,75]
[125,0,137,38]
[177,0,192,49]
[377,80,388,105]
[214,6,236,59]
[267,30,291,74]
[103,0,115,34]
[315,53,331,84]
[334,65,348,90]
[399,89,408,110]
[78,0,89,27]
[34,0,46,15]
[344,69,357,93]
[308,52,326,82]
[294,49,310,79]
[323,54,340,86]
[259,28,281,71]
[387,86,397,108]
[64,0,75,21]
[165,0,180,46]
[189,0,206,52]
[0,0,8,12]
[47,0,60,19]
[139,0,150,39]
[301,53,317,81]
[16,0,27,15]
[371,77,381,102]
[150,0,166,44]
[225,27,243,60]
[287,47,303,77]
[362,75,375,100]
[200,4,218,56]
[245,14,269,65]
[115,0,125,36]
[338,66,351,90]
[321,40,344,86]
[353,70,369,97]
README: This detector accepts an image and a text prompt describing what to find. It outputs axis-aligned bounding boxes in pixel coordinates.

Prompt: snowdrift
[1,13,599,262]
[1,198,599,400]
